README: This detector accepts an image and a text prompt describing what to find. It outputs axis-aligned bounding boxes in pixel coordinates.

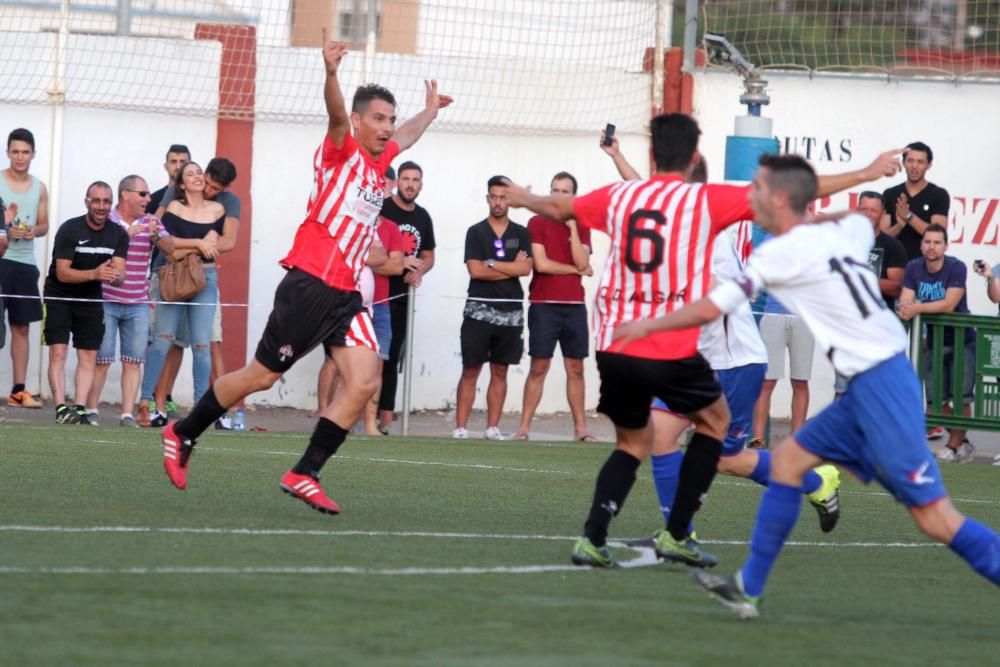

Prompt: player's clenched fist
[321,27,348,75]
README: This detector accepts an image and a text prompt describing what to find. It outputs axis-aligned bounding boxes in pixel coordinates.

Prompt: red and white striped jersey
[572,174,752,360]
[280,132,400,291]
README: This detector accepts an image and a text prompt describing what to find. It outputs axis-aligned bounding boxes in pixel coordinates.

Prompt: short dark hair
[205,157,237,187]
[758,154,818,214]
[904,141,933,163]
[86,181,112,198]
[8,128,35,150]
[551,171,578,194]
[923,222,948,243]
[173,161,201,206]
[352,84,396,113]
[858,190,883,207]
[650,113,701,173]
[397,160,422,177]
[487,175,508,190]
[166,144,190,160]
[118,174,145,198]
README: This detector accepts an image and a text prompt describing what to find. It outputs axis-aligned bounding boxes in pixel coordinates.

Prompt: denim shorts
[98,301,151,364]
[372,303,392,361]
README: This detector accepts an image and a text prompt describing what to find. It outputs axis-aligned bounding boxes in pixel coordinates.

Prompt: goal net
[701,0,1000,78]
[0,0,660,135]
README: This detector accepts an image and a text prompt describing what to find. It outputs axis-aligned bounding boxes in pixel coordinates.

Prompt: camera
[975,259,987,272]
[703,32,756,77]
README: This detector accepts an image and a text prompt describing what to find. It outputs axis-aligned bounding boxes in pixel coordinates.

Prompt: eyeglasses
[126,189,150,197]
[86,197,113,205]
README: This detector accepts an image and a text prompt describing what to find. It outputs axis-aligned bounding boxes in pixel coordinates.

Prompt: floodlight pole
[400,286,416,436]
[41,0,69,398]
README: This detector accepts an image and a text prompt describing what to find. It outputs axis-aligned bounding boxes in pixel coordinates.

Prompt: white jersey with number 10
[709,213,907,379]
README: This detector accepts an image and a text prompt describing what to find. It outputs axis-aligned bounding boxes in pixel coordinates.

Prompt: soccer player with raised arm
[159,31,452,514]
[505,114,901,569]
[600,135,841,546]
[615,154,1000,617]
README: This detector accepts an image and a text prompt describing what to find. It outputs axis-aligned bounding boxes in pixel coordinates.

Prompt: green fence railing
[910,312,1000,433]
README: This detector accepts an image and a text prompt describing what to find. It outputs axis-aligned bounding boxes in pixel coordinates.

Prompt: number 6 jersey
[572,175,753,360]
[710,213,907,379]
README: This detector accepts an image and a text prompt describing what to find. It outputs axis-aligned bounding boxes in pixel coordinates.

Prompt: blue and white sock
[949,517,1000,585]
[650,451,683,525]
[740,482,802,597]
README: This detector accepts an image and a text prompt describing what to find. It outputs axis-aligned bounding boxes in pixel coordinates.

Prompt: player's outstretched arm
[504,181,576,222]
[816,148,902,198]
[613,298,722,345]
[391,80,454,152]
[321,28,350,147]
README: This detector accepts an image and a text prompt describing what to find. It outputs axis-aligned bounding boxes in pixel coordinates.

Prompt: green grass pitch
[2,423,998,666]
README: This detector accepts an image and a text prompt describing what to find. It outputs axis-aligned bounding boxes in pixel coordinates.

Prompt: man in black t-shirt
[147,144,190,215]
[881,141,949,261]
[454,176,532,440]
[377,161,436,432]
[44,181,128,424]
[858,191,907,311]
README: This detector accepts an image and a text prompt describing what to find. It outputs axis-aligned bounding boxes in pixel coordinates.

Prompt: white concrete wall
[692,69,1000,418]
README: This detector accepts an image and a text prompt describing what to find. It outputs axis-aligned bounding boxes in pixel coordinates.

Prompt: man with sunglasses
[453,175,533,440]
[85,175,174,426]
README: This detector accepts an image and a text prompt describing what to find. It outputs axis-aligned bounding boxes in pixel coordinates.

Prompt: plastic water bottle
[233,408,247,431]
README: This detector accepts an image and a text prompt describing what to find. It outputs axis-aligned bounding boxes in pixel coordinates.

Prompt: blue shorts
[796,353,947,508]
[372,303,392,361]
[98,302,151,364]
[652,362,766,455]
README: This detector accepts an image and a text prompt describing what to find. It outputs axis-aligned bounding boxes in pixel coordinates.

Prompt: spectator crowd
[0,129,997,465]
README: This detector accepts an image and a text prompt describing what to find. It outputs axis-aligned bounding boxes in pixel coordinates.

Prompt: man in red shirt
[513,171,595,442]
[506,113,902,568]
[159,32,452,515]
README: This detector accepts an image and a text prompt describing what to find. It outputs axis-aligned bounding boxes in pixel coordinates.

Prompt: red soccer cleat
[279,470,341,515]
[162,422,193,490]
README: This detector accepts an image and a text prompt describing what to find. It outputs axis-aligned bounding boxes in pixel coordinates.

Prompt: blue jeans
[141,267,218,404]
[98,302,151,364]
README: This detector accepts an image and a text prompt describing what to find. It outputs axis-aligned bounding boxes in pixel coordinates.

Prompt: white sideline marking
[0,525,944,549]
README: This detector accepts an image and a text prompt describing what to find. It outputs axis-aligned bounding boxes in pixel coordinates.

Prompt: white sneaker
[954,440,976,464]
[936,446,957,462]
[993,452,1000,466]
[484,426,505,441]
[452,427,469,439]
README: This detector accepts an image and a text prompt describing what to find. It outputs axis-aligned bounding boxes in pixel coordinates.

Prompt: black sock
[668,432,723,541]
[11,383,25,395]
[583,449,641,547]
[174,388,227,441]
[291,418,349,478]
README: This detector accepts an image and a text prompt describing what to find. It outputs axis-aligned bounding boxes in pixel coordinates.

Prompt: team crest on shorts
[279,344,294,362]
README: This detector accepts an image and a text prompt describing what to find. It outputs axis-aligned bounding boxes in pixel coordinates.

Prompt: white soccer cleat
[483,426,505,441]
[452,427,469,439]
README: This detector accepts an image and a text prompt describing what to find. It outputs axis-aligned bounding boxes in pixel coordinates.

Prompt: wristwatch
[486,259,496,268]
[905,212,914,222]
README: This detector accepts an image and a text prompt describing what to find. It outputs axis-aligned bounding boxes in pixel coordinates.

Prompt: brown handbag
[157,253,206,302]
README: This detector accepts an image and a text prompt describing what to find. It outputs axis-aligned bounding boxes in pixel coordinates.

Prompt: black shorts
[527,303,589,359]
[255,269,375,373]
[595,351,722,429]
[460,317,523,367]
[0,258,43,324]
[43,298,104,349]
